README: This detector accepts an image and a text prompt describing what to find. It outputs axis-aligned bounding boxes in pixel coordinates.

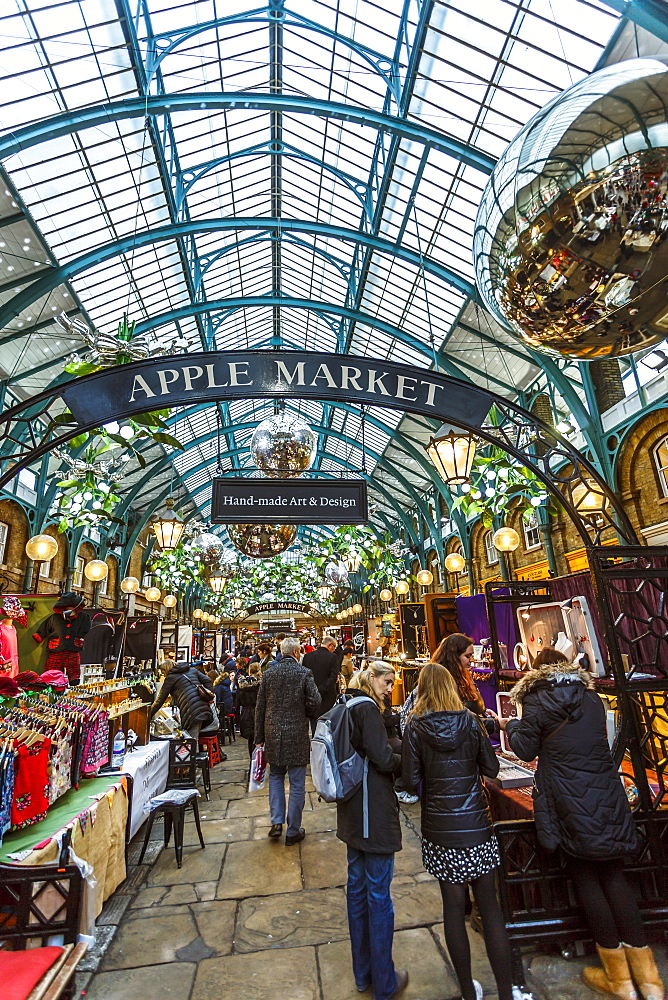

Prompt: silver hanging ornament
[250,412,317,478]
[474,57,668,360]
[324,559,349,585]
[227,523,297,559]
[190,531,225,566]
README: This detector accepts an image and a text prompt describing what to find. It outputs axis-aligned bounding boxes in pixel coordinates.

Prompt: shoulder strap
[545,717,569,741]
[345,696,377,710]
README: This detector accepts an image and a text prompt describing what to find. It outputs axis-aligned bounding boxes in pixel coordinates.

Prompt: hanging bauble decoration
[474,57,668,360]
[250,412,317,478]
[324,559,348,586]
[227,523,297,559]
[218,549,239,579]
[190,531,225,566]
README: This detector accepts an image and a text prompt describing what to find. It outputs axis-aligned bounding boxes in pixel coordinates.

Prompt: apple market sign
[60,350,491,428]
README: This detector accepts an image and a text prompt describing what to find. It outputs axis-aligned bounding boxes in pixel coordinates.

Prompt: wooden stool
[198,733,222,767]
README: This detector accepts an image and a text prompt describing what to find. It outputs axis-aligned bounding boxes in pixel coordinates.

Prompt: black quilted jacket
[150,662,214,733]
[506,663,637,860]
[402,709,499,848]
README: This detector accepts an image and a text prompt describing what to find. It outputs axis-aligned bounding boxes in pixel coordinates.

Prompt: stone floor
[73,740,668,1000]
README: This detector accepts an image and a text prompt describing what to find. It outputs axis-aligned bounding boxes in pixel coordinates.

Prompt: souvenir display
[0,598,27,679]
[32,592,91,685]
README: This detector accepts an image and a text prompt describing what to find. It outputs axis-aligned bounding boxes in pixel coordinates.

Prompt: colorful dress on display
[32,593,90,685]
[0,620,19,678]
[11,737,51,829]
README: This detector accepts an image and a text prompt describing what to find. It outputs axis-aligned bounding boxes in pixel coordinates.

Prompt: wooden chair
[0,859,87,999]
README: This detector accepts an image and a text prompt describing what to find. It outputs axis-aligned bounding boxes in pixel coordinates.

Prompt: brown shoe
[268,823,282,839]
[389,970,409,998]
[623,945,665,1000]
[583,945,638,999]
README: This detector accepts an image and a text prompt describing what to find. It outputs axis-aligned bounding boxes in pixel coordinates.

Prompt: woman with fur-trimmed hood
[499,649,663,1000]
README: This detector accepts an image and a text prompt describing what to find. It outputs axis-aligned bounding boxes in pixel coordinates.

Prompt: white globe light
[445,552,466,573]
[163,594,177,608]
[120,576,140,593]
[395,580,410,595]
[380,589,392,602]
[25,534,58,562]
[145,586,162,602]
[492,526,521,552]
[417,569,433,587]
[84,559,108,582]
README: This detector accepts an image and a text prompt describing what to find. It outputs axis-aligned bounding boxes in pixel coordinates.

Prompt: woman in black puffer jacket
[502,654,663,1000]
[150,660,214,739]
[235,666,261,757]
[403,663,528,1000]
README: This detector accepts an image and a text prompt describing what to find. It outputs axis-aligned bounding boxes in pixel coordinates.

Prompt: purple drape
[455,590,519,655]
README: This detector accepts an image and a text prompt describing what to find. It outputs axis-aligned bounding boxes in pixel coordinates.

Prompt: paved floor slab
[301,831,348,889]
[183,815,253,845]
[100,905,198,970]
[191,898,237,956]
[217,838,303,898]
[84,962,196,1000]
[130,881,218,908]
[147,842,226,886]
[226,794,279,818]
[392,875,443,930]
[193,945,319,1000]
[318,926,458,1000]
[234,887,348,953]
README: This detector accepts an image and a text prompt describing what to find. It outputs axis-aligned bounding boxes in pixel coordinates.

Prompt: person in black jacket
[236,665,261,756]
[213,672,234,717]
[337,661,408,1000]
[303,635,340,732]
[502,657,663,1000]
[433,633,499,735]
[403,663,531,1000]
[150,660,214,739]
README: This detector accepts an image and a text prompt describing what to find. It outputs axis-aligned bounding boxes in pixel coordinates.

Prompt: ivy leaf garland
[449,446,556,528]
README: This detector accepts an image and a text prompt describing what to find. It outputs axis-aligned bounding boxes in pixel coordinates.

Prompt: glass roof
[0,0,629,535]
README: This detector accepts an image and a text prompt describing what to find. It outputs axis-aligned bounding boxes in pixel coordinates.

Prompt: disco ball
[324,559,349,585]
[250,412,317,478]
[218,550,239,579]
[474,58,668,359]
[190,531,225,566]
[227,523,297,559]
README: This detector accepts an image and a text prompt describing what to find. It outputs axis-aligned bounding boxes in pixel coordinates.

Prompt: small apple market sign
[212,478,367,524]
[60,350,491,428]
[245,601,311,615]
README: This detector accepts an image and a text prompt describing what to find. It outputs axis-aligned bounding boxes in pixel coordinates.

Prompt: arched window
[653,436,668,497]
[484,531,498,566]
[523,511,541,550]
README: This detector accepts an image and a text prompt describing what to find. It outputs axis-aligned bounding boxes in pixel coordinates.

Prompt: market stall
[0,774,128,915]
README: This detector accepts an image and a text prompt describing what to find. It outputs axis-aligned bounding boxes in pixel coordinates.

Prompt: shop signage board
[212,477,367,524]
[246,601,311,615]
[60,350,491,429]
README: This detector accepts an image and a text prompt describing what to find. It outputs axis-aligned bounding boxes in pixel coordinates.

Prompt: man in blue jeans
[254,636,321,845]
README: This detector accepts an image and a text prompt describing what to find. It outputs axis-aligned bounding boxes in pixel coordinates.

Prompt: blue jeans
[346,846,397,1000]
[268,764,306,837]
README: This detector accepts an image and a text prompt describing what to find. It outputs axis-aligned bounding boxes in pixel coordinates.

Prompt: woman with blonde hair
[337,661,407,1000]
[403,663,532,1000]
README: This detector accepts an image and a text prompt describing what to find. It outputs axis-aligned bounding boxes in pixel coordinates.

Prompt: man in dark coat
[254,636,321,844]
[303,635,340,732]
[150,661,214,739]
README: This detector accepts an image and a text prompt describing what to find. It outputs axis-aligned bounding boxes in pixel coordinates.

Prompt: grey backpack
[310,695,376,837]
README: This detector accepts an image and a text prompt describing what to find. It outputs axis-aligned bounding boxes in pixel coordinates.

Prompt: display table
[484,777,534,822]
[121,741,169,839]
[0,775,128,915]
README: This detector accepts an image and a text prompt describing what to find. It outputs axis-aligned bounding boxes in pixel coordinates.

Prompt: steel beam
[598,0,668,45]
[0,219,476,331]
[0,94,497,176]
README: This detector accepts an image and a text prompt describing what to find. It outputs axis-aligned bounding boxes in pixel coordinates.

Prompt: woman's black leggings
[565,856,645,949]
[439,870,513,1000]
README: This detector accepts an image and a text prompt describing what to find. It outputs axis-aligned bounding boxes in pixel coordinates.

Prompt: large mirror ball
[250,412,317,478]
[474,58,668,359]
[227,523,297,559]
